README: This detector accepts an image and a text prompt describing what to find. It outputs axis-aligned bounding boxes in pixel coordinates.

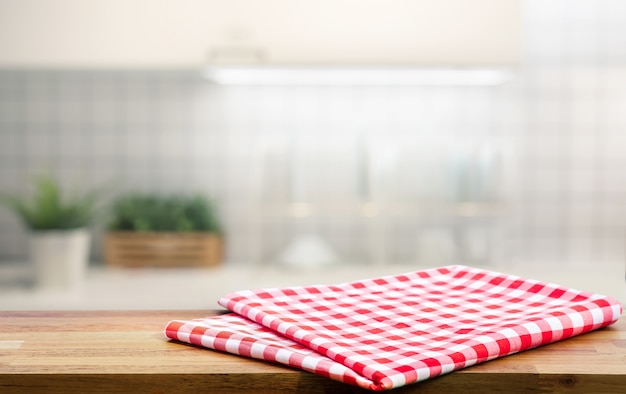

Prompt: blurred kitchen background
[1,0,625,309]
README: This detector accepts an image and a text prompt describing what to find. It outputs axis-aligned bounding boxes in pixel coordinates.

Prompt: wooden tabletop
[1,310,625,393]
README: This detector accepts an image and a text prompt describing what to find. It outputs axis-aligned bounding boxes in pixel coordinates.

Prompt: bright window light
[202,67,511,86]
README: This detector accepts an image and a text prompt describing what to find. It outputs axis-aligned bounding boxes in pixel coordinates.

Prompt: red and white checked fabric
[165,265,622,391]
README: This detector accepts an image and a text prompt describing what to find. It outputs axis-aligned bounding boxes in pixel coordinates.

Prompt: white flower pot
[29,228,90,291]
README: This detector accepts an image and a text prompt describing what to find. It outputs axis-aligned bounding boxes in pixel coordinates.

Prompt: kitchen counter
[1,261,624,310]
[1,310,625,393]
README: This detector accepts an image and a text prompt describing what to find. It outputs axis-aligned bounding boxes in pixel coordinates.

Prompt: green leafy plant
[108,194,221,233]
[0,174,103,230]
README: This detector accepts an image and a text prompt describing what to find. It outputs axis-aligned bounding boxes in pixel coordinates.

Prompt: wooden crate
[104,232,223,267]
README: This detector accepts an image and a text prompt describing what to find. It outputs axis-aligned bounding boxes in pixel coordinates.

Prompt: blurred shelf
[256,201,507,218]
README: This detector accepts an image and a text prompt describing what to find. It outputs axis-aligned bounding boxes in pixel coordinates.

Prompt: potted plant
[104,194,223,267]
[0,174,103,290]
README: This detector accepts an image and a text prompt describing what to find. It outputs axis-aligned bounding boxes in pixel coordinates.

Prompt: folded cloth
[164,265,622,391]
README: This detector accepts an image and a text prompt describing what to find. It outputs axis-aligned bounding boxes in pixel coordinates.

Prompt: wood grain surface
[0,310,624,393]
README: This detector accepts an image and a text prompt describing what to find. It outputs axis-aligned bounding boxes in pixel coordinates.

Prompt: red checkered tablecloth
[165,265,622,390]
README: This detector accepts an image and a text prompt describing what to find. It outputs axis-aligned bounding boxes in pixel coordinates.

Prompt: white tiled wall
[1,0,625,266]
